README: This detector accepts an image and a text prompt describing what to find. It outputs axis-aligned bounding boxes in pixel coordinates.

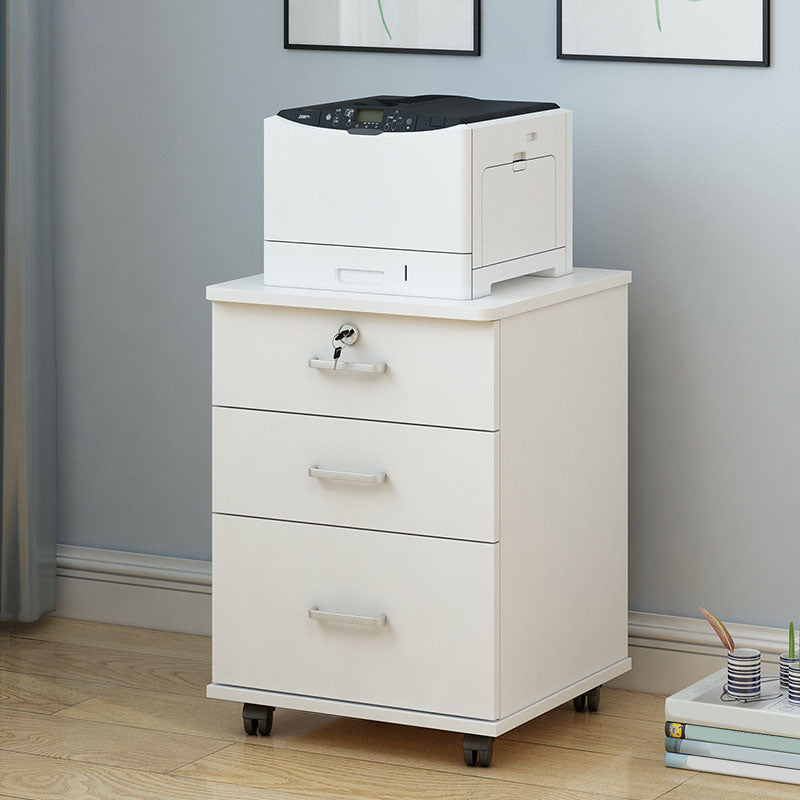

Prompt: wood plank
[62,687,676,790]
[56,687,340,742]
[560,689,666,724]
[0,750,327,800]
[0,637,208,697]
[1,618,677,799]
[507,707,664,760]
[253,708,677,794]
[0,669,111,714]
[12,616,210,662]
[661,772,800,799]
[175,740,684,800]
[0,707,229,772]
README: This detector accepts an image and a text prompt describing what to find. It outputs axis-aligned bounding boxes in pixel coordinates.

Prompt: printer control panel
[277,95,560,135]
[281,104,420,133]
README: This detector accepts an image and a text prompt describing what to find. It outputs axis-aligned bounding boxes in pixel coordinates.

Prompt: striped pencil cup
[780,654,799,690]
[789,667,800,704]
[727,648,761,699]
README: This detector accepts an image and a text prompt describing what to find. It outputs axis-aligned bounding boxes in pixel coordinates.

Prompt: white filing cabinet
[206,268,632,767]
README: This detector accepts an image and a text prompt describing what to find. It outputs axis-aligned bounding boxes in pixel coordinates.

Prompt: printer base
[472,248,569,298]
[264,240,570,300]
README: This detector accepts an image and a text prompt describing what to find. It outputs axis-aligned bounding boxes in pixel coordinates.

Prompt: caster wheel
[257,709,274,736]
[587,686,601,712]
[477,741,494,768]
[242,703,275,736]
[462,734,494,768]
[572,694,586,711]
[243,716,258,735]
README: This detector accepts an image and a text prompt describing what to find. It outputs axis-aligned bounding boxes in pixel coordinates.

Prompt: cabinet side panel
[499,286,629,717]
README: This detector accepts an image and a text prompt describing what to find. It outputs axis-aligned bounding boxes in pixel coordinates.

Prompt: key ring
[333,324,358,346]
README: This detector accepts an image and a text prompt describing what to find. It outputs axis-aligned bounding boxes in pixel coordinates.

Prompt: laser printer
[264,95,572,300]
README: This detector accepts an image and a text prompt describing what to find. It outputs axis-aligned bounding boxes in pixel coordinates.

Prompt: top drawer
[212,303,498,430]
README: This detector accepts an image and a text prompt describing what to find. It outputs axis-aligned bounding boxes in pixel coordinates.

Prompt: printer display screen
[355,108,383,123]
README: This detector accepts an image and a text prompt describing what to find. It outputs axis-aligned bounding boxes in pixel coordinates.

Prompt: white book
[666,669,800,739]
[666,751,800,786]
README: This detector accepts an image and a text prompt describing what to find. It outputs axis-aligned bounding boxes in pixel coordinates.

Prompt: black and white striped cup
[788,666,800,704]
[727,648,761,699]
[780,654,799,690]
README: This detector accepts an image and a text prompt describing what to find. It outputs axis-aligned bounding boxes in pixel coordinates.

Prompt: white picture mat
[288,0,475,51]
[561,0,765,62]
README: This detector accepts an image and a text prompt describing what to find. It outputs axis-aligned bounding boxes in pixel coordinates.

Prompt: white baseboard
[609,612,788,696]
[55,545,211,636]
[54,546,790,695]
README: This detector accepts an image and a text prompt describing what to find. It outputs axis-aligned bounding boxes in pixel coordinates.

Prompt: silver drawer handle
[308,358,387,374]
[308,607,387,627]
[308,466,387,484]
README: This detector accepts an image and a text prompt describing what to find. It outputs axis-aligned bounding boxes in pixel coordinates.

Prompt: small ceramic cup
[727,648,761,699]
[780,654,800,690]
[788,667,800,704]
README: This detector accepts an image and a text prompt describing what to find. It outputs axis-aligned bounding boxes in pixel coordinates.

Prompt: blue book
[666,737,800,770]
[666,722,800,754]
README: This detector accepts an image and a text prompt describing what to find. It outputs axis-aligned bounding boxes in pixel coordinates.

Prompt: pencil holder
[780,654,799,690]
[726,648,761,699]
[788,667,800,704]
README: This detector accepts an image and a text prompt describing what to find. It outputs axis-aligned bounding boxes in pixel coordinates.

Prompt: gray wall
[52,1,800,626]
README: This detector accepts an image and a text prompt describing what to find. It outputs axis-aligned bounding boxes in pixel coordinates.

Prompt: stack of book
[665,668,800,785]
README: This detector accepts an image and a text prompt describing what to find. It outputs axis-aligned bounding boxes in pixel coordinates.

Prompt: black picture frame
[284,0,481,56]
[557,0,770,67]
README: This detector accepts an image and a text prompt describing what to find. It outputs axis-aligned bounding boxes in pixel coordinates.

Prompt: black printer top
[277,94,560,134]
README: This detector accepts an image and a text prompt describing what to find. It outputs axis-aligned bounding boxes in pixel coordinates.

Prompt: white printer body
[264,95,572,300]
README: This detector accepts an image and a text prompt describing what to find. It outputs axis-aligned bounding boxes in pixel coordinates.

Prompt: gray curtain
[1,0,56,622]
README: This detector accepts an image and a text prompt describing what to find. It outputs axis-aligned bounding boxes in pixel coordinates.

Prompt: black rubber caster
[572,694,586,711]
[258,714,273,735]
[462,734,494,767]
[243,716,258,735]
[242,703,275,736]
[587,686,601,712]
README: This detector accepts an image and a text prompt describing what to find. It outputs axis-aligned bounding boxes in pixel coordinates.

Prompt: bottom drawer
[212,515,498,719]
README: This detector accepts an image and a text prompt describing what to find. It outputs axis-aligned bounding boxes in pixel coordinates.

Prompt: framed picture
[284,0,481,56]
[558,0,769,67]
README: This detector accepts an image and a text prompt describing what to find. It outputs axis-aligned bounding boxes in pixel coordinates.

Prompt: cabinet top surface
[206,269,631,321]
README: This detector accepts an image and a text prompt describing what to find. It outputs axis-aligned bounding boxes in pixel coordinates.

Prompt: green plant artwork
[655,0,704,32]
[377,0,392,40]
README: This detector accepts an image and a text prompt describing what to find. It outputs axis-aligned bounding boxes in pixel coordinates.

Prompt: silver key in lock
[331,323,359,369]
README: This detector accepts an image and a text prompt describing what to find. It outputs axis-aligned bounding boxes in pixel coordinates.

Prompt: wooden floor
[0,618,793,800]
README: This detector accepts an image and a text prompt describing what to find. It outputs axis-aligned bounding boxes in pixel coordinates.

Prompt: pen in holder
[727,648,761,699]
[783,621,799,691]
[699,608,765,700]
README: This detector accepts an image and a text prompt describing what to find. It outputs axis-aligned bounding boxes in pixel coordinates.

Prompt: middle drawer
[213,407,498,542]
